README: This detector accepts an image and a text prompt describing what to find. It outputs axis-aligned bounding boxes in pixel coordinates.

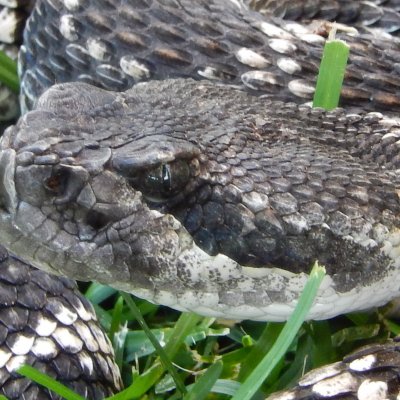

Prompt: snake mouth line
[0,209,398,324]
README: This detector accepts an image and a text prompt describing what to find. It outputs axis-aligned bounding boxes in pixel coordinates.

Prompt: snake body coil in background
[0,248,122,398]
[0,0,400,398]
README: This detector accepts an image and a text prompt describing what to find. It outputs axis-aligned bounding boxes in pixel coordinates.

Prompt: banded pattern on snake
[0,0,400,398]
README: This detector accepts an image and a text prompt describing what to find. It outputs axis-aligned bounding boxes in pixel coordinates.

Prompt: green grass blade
[113,322,129,371]
[308,320,335,367]
[0,51,19,93]
[231,262,326,400]
[332,324,381,347]
[238,322,284,381]
[208,379,241,396]
[120,292,187,395]
[124,329,166,361]
[164,312,204,358]
[109,295,124,340]
[85,282,117,304]
[313,26,349,110]
[107,305,204,399]
[183,361,223,400]
[269,333,313,393]
[385,319,400,336]
[168,379,241,400]
[106,363,165,400]
[17,365,85,400]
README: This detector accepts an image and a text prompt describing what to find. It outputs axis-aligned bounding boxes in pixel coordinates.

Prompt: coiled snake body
[1,0,400,398]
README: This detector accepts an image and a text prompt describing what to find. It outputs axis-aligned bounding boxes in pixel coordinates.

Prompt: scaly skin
[1,0,400,398]
[268,337,400,399]
[0,245,122,399]
[0,79,399,321]
[19,0,400,113]
[249,0,400,35]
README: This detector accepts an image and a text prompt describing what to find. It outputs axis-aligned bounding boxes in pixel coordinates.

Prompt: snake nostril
[44,165,89,205]
[44,171,65,195]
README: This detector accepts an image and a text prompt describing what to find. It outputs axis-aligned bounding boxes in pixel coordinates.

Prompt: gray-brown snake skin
[0,247,122,399]
[1,0,400,398]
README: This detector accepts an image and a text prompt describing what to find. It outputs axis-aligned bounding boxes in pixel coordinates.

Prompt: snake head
[0,82,212,297]
[1,79,400,322]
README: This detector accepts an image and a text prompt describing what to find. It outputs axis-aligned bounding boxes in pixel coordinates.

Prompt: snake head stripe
[0,79,399,322]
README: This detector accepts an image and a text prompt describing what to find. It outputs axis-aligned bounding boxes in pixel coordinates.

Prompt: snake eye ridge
[129,159,191,201]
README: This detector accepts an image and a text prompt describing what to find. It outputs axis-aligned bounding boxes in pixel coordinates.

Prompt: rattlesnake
[1,0,400,398]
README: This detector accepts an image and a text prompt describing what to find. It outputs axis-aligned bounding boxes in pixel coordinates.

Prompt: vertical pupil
[137,160,190,200]
[162,165,171,192]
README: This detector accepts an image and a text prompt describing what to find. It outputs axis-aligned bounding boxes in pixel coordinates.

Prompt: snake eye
[129,160,191,201]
